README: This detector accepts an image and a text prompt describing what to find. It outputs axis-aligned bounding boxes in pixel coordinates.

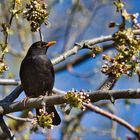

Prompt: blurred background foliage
[0,0,140,139]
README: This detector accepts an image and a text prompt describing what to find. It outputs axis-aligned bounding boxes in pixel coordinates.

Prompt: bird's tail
[36,106,61,125]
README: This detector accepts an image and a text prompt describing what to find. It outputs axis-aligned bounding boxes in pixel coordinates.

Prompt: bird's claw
[23,97,30,107]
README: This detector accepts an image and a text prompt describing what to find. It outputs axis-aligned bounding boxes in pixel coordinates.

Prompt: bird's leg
[39,92,50,114]
[39,93,48,114]
[41,101,46,113]
[45,91,49,96]
[23,97,30,107]
[38,91,49,98]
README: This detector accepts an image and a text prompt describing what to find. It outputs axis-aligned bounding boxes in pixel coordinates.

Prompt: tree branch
[5,114,32,122]
[39,28,43,42]
[51,30,140,65]
[54,44,113,73]
[0,78,21,85]
[0,116,16,140]
[84,103,140,138]
[0,85,23,103]
[2,0,16,60]
[0,89,140,115]
[98,75,117,90]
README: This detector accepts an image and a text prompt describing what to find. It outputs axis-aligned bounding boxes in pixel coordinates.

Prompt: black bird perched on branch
[20,41,61,125]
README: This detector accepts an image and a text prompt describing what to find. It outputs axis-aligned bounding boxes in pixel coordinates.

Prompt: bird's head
[26,41,56,56]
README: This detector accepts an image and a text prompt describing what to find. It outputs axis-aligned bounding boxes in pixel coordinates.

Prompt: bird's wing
[32,55,54,78]
[20,55,54,97]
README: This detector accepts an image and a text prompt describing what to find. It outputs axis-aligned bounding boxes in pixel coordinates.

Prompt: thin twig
[2,0,16,60]
[62,111,85,140]
[83,103,140,138]
[98,75,117,90]
[63,0,79,51]
[5,114,32,122]
[0,1,17,139]
[39,28,43,42]
[1,85,23,103]
[54,44,113,73]
[0,78,21,85]
[0,116,16,140]
[98,75,118,103]
[51,30,140,65]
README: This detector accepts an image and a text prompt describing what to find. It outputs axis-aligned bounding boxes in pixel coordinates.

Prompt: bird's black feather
[20,41,61,125]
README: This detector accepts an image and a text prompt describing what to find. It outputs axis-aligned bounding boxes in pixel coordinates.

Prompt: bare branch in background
[0,78,21,85]
[5,114,32,122]
[52,29,140,65]
[39,28,43,42]
[63,0,112,51]
[0,117,16,140]
[61,111,85,140]
[1,0,16,60]
[84,103,140,138]
[54,44,113,73]
[1,85,23,103]
[98,75,117,91]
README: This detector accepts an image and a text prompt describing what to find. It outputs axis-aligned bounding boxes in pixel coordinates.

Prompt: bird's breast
[20,55,54,97]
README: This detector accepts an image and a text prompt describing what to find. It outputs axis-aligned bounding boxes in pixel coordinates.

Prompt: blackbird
[20,41,61,125]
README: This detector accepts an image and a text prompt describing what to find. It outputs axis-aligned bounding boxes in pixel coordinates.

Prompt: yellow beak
[44,41,56,48]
